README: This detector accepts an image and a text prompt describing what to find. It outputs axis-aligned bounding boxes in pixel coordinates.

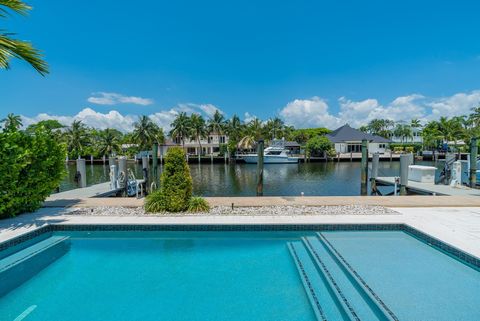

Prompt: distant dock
[375,177,480,196]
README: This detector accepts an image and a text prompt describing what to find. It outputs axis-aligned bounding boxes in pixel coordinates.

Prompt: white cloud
[280,91,479,129]
[280,96,343,129]
[21,103,223,133]
[87,92,154,106]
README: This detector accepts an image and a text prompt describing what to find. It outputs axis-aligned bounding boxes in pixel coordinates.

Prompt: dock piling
[370,153,379,195]
[360,139,368,195]
[399,154,412,195]
[256,139,264,196]
[76,159,87,188]
[152,143,158,187]
[470,137,478,188]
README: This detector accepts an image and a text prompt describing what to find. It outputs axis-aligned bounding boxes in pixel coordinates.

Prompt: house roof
[284,141,301,147]
[326,124,391,143]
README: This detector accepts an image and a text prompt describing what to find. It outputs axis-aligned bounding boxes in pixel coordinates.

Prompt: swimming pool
[0,225,479,321]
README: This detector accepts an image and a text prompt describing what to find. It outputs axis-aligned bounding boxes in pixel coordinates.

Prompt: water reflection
[60,161,439,196]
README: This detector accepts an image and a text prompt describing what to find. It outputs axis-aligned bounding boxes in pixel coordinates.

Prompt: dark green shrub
[188,197,210,212]
[144,189,167,213]
[0,128,66,218]
[145,147,192,212]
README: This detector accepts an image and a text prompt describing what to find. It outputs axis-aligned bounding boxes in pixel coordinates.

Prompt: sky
[1,0,480,131]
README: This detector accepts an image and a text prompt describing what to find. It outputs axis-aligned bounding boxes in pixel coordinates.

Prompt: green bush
[188,197,210,212]
[405,146,414,153]
[390,143,422,153]
[144,189,167,213]
[306,136,333,156]
[0,128,66,218]
[393,146,404,153]
[145,147,192,212]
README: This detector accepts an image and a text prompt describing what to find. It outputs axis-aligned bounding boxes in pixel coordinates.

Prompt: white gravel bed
[64,205,399,216]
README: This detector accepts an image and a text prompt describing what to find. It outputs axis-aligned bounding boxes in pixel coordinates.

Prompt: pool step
[287,242,347,321]
[315,233,399,321]
[304,235,396,321]
[0,236,70,297]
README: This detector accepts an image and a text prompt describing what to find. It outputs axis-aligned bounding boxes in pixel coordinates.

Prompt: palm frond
[0,33,48,75]
[0,0,31,17]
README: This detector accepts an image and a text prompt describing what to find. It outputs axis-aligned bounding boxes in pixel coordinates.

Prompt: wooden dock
[47,180,145,201]
[375,177,480,196]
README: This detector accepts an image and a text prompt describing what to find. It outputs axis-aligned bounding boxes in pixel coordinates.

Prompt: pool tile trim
[0,223,478,269]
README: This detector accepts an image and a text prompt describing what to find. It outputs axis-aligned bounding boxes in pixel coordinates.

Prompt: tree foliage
[0,0,48,75]
[0,126,65,218]
[145,147,193,212]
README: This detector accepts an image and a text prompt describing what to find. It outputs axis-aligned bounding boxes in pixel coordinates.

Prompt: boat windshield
[265,150,282,155]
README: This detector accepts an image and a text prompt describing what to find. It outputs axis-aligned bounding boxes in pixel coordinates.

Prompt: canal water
[59,161,441,196]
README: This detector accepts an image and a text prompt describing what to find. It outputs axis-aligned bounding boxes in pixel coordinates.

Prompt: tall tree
[170,112,191,149]
[66,120,90,158]
[265,117,284,139]
[207,110,226,135]
[225,114,243,143]
[189,113,208,155]
[132,116,163,150]
[0,0,48,75]
[0,113,22,132]
[96,128,123,156]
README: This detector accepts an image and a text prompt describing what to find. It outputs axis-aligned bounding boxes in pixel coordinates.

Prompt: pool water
[0,230,479,321]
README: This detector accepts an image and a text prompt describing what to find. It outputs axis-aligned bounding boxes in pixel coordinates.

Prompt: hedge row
[0,128,66,218]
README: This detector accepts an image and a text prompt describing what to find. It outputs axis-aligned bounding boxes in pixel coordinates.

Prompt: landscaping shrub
[0,128,66,218]
[405,146,415,153]
[145,147,193,212]
[188,197,210,212]
[393,146,404,153]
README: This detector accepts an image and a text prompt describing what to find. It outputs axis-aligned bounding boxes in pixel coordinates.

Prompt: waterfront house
[161,133,229,156]
[326,124,391,154]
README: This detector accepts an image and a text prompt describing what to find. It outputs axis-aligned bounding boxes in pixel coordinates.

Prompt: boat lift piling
[76,158,87,188]
[399,154,413,195]
[256,139,264,196]
[370,153,379,195]
[470,138,478,188]
[360,139,368,195]
[152,143,158,187]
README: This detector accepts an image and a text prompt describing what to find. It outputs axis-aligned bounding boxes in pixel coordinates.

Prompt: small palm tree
[1,113,22,131]
[132,115,163,150]
[225,114,243,142]
[189,113,208,155]
[170,112,191,149]
[97,128,122,156]
[66,120,90,158]
[246,117,263,140]
[207,110,225,135]
[0,0,48,75]
[265,117,284,139]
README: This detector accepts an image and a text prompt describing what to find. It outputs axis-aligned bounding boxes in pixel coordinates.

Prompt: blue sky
[1,0,480,131]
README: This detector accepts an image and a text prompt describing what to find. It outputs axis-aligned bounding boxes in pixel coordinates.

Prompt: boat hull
[243,155,299,164]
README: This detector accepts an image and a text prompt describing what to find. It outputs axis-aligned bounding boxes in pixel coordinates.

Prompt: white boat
[242,140,299,164]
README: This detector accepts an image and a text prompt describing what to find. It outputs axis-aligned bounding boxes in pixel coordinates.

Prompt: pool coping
[1,222,478,269]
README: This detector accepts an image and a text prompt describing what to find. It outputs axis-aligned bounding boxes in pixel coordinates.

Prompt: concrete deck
[376,177,480,196]
[1,207,479,260]
[43,195,480,208]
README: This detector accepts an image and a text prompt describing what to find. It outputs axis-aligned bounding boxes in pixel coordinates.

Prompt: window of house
[219,136,226,144]
[379,144,386,149]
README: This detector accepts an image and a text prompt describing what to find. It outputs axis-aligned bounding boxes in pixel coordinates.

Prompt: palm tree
[207,110,225,135]
[66,120,90,158]
[170,112,191,149]
[189,113,208,155]
[97,128,122,157]
[246,117,263,140]
[225,114,243,142]
[132,116,163,151]
[470,106,480,127]
[0,0,48,75]
[1,113,22,132]
[265,117,284,139]
[394,124,413,143]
